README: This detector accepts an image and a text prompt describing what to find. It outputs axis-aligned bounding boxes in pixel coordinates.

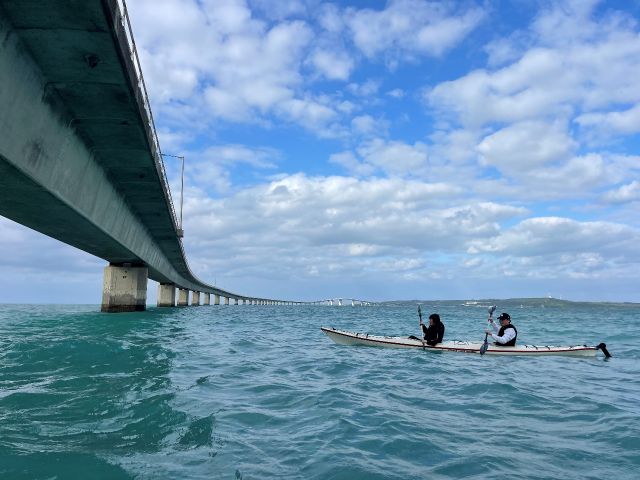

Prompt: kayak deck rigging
[321,327,609,357]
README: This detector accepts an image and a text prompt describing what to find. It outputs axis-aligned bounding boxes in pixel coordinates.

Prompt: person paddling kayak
[421,313,445,346]
[485,312,517,346]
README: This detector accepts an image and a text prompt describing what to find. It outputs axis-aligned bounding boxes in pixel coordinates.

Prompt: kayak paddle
[480,305,497,355]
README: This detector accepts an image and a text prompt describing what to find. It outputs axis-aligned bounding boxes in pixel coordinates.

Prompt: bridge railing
[114,0,179,231]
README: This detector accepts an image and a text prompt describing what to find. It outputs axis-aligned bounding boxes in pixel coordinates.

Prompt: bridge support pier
[192,291,200,306]
[224,297,230,305]
[214,294,220,305]
[101,264,148,312]
[157,283,176,307]
[178,288,189,306]
[204,293,210,305]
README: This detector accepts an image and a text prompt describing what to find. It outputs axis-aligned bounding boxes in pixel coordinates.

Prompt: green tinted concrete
[0,1,265,305]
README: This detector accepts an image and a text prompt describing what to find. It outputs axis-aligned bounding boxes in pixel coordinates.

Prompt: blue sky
[1,0,640,303]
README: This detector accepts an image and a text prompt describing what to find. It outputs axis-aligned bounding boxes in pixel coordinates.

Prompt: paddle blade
[480,333,489,355]
[597,343,612,358]
[488,305,496,316]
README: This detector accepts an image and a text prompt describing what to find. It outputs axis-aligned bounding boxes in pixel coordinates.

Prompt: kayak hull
[321,327,600,357]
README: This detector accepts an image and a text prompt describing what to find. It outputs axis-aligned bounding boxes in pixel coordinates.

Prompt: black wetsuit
[421,322,445,346]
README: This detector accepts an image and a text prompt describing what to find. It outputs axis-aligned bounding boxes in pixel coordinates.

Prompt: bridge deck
[0,0,257,300]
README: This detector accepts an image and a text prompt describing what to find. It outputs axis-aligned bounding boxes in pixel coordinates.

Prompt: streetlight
[161,153,185,238]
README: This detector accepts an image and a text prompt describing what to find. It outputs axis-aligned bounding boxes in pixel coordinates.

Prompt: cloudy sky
[2,0,640,303]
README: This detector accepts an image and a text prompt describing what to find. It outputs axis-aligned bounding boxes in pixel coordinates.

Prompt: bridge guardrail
[114,0,179,232]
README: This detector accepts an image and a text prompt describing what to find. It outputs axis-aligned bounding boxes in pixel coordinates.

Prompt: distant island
[379,298,639,308]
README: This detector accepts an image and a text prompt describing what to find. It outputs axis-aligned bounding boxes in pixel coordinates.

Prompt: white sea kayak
[321,327,611,357]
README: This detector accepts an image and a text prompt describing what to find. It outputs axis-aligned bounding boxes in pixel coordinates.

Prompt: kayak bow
[321,327,609,357]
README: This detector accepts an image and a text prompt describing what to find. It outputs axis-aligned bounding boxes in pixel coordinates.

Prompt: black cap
[498,312,510,321]
[429,313,441,323]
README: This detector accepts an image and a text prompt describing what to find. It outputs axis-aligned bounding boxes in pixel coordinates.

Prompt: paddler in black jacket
[485,312,517,346]
[421,313,445,346]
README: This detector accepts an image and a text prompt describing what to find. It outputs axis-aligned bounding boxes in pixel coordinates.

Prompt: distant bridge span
[0,0,302,310]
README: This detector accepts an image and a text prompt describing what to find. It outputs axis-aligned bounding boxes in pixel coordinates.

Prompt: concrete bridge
[310,299,377,306]
[0,0,307,311]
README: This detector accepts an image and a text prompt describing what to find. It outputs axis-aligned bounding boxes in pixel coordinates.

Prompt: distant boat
[461,301,491,307]
[461,301,480,306]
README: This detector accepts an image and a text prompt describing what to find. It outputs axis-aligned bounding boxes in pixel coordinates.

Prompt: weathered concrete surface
[101,264,147,312]
[0,1,263,305]
[191,291,200,306]
[157,283,175,307]
[214,294,220,305]
[177,289,189,307]
[203,293,210,305]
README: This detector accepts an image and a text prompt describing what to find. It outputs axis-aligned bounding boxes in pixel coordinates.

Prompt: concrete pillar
[204,293,210,305]
[101,264,148,312]
[224,297,229,305]
[157,283,176,307]
[178,288,189,306]
[214,294,220,305]
[192,291,200,306]
[234,298,239,305]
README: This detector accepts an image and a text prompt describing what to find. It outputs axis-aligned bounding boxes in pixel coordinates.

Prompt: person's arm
[490,328,516,344]
[486,318,499,335]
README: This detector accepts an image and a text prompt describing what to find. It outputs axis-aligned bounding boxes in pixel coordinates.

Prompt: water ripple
[1,303,639,478]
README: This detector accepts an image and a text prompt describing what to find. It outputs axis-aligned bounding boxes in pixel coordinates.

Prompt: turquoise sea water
[1,301,639,479]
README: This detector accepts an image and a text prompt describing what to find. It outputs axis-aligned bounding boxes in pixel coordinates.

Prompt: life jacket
[496,324,517,346]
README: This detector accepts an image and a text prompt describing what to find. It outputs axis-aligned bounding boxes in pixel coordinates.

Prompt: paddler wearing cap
[485,312,517,346]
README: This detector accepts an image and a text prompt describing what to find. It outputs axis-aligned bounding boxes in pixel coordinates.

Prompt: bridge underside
[0,0,263,309]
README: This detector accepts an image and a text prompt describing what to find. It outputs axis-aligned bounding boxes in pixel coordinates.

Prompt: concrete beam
[101,264,147,312]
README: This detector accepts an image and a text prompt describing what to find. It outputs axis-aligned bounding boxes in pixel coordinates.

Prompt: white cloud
[428,25,640,129]
[347,79,381,97]
[467,216,639,258]
[331,139,431,177]
[477,121,577,175]
[346,0,484,61]
[309,49,355,81]
[602,181,640,204]
[350,115,385,137]
[387,88,405,98]
[576,103,640,137]
[423,0,640,205]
